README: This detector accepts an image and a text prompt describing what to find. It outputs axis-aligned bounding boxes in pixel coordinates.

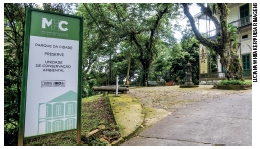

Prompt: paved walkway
[121,90,252,146]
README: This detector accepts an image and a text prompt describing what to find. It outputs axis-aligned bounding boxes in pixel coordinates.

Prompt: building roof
[48,90,77,103]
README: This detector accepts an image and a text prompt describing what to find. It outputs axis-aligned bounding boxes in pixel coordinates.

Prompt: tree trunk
[141,61,150,86]
[220,43,243,80]
[126,40,134,85]
[220,43,231,80]
[93,87,129,91]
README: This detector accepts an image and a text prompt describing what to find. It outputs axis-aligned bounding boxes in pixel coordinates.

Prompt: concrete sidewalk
[120,90,252,146]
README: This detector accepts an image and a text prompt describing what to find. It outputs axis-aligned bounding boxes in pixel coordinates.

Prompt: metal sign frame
[18,8,83,145]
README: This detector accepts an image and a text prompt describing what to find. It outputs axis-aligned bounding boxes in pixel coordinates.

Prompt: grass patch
[24,94,116,146]
[82,94,103,103]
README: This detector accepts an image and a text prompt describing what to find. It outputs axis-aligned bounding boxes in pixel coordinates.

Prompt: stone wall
[199,80,222,85]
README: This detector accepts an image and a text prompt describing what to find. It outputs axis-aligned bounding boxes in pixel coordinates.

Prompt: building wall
[240,38,252,55]
[228,5,240,23]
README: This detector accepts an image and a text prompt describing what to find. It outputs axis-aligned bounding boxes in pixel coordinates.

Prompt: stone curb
[109,94,145,146]
[216,84,252,90]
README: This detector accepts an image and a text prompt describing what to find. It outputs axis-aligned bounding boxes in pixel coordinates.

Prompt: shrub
[216,80,252,86]
[85,79,98,97]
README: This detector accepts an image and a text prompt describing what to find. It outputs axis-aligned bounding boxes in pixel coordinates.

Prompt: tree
[129,4,180,85]
[77,3,128,86]
[42,3,78,14]
[77,3,181,86]
[182,3,243,80]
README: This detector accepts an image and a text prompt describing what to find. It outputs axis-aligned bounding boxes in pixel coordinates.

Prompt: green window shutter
[242,54,251,76]
[247,55,250,69]
[53,120,64,132]
[222,65,225,72]
[53,103,64,117]
[65,119,75,130]
[65,102,75,115]
[242,54,250,70]
[46,104,52,117]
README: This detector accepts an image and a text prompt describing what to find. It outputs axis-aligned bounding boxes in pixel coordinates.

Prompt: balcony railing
[203,15,252,38]
[229,15,252,28]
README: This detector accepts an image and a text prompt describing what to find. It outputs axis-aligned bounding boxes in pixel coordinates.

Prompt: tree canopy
[4,3,244,145]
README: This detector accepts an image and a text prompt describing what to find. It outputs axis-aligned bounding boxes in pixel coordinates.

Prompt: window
[56,105,61,115]
[55,121,61,131]
[67,119,73,130]
[242,35,248,39]
[68,104,73,114]
[240,4,250,26]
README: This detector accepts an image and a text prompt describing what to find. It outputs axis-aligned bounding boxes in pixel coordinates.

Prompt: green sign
[18,8,83,145]
[30,11,80,40]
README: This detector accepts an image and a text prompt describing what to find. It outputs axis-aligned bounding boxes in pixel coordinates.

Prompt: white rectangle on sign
[24,36,79,137]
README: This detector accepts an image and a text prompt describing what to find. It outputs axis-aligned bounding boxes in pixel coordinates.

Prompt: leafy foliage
[216,80,252,86]
[4,3,36,145]
[77,3,182,86]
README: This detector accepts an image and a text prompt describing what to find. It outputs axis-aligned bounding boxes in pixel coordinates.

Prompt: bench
[146,81,166,86]
[147,81,157,86]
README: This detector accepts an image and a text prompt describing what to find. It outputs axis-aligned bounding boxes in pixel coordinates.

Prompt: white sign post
[116,75,119,96]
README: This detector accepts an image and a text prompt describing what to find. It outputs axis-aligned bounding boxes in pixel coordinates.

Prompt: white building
[196,3,252,85]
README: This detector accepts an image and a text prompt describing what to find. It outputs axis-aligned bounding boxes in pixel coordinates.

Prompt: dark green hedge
[216,80,252,86]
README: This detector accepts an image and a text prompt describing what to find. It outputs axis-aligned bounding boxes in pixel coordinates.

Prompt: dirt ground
[128,86,251,128]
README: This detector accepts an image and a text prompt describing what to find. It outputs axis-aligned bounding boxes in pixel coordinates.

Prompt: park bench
[146,81,166,86]
[147,81,157,86]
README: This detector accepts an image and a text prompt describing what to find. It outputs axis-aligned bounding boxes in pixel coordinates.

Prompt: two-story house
[37,90,77,135]
[197,3,252,85]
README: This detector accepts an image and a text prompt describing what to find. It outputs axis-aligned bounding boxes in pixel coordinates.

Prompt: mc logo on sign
[42,18,68,31]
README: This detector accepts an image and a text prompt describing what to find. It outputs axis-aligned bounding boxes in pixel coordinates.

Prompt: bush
[84,79,98,98]
[216,80,252,86]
